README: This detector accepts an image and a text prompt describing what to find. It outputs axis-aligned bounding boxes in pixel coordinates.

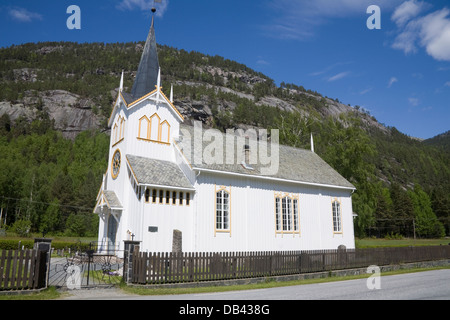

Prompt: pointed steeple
[131,15,160,101]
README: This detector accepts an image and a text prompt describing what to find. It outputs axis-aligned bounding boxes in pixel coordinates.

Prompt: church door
[107,214,118,254]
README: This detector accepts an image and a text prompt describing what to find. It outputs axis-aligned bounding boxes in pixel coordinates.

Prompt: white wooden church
[94,16,356,256]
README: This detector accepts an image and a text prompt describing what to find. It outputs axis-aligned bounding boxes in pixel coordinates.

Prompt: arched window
[137,113,171,145]
[113,123,119,144]
[150,113,161,141]
[119,117,125,140]
[160,120,170,144]
[332,200,342,233]
[216,188,230,232]
[275,193,299,234]
[138,116,150,140]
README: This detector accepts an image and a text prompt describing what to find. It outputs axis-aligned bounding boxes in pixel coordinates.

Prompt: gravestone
[172,229,182,253]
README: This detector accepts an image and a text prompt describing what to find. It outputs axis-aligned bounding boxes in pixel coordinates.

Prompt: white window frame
[275,192,300,236]
[332,199,343,234]
[215,186,231,235]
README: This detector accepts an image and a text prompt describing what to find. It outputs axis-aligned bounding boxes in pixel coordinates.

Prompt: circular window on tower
[111,149,121,179]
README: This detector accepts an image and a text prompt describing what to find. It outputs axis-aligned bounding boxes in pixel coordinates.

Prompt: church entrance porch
[94,190,123,257]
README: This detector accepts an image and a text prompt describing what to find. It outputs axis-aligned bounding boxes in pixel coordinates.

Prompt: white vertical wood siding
[193,172,355,252]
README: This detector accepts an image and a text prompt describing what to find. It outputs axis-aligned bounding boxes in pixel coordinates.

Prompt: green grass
[356,238,450,248]
[0,287,61,300]
[84,270,123,285]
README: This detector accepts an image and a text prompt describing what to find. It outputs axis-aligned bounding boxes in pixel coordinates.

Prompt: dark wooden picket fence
[131,246,450,285]
[0,249,48,291]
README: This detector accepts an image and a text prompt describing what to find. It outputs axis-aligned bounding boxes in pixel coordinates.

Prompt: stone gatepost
[34,238,52,288]
[123,240,141,284]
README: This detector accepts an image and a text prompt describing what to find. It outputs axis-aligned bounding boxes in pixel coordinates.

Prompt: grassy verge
[356,238,449,248]
[0,287,61,300]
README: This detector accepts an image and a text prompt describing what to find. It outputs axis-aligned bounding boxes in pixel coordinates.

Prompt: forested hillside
[0,42,448,238]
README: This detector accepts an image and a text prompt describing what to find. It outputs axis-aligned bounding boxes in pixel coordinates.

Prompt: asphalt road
[64,269,450,301]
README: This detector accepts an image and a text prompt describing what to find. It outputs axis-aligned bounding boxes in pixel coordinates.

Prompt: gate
[48,242,124,289]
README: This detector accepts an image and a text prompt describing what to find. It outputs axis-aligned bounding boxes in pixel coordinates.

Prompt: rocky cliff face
[0,90,102,139]
[0,43,387,139]
[170,78,387,134]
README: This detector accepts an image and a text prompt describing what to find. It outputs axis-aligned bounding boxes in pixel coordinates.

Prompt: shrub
[10,220,32,237]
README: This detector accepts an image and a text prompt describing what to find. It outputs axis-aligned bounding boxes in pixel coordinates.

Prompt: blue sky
[1,0,449,139]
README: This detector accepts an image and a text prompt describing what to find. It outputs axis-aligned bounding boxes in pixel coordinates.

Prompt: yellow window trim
[138,115,150,140]
[112,138,124,148]
[274,191,301,237]
[137,137,171,146]
[214,185,231,237]
[111,149,122,180]
[331,198,344,235]
[160,120,171,144]
[149,113,161,141]
[137,113,171,145]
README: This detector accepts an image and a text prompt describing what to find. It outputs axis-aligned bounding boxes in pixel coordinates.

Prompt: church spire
[130,14,160,100]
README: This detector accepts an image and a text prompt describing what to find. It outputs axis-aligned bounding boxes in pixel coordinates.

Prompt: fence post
[123,240,141,284]
[34,238,52,289]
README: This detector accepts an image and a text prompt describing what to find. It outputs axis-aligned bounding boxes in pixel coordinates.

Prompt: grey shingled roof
[177,124,355,190]
[103,191,123,209]
[130,16,159,101]
[126,154,194,190]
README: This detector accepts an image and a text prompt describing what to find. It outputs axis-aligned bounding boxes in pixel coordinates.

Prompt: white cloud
[264,0,403,40]
[445,81,450,87]
[309,61,353,77]
[359,87,372,95]
[327,72,350,82]
[391,0,429,27]
[419,9,450,61]
[392,4,450,61]
[388,77,398,88]
[117,0,169,17]
[9,7,42,22]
